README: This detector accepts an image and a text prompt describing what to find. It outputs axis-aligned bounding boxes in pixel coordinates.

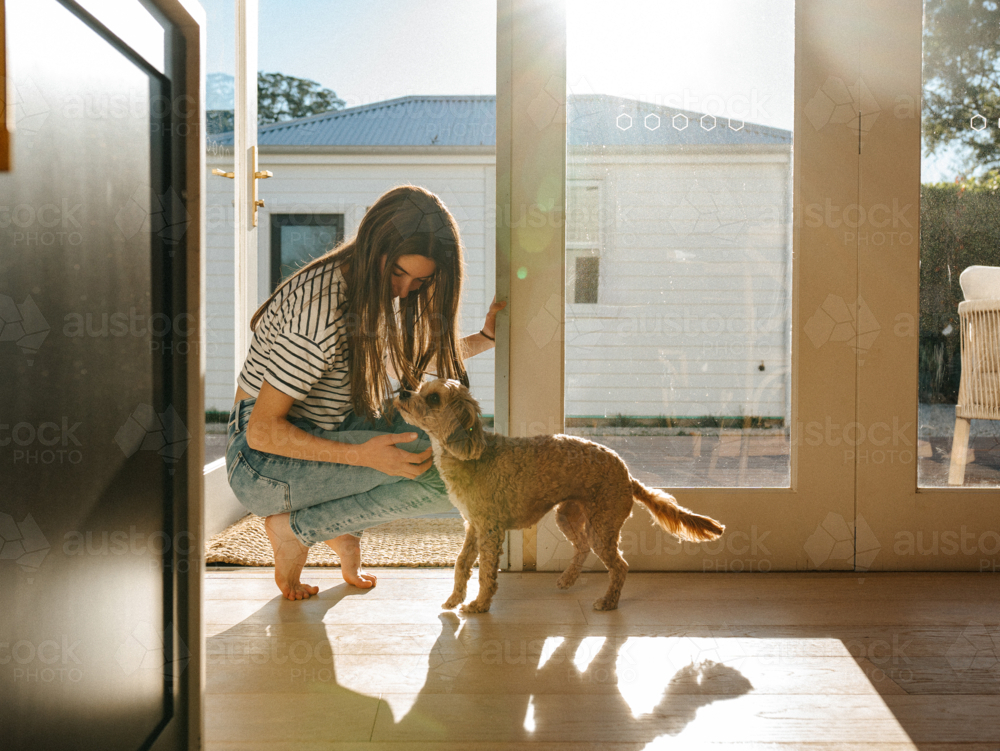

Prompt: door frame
[141,0,205,747]
[858,0,1000,572]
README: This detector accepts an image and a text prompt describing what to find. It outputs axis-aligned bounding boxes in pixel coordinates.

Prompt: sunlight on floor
[204,570,1000,747]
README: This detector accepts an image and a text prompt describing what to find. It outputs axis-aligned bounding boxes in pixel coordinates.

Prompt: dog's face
[392,379,486,460]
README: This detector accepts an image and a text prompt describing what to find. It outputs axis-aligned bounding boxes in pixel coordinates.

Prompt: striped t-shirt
[237,263,353,431]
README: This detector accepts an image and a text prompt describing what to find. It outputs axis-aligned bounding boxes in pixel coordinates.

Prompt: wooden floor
[204,568,1000,750]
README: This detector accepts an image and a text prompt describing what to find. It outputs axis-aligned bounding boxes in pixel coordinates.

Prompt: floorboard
[204,570,1000,748]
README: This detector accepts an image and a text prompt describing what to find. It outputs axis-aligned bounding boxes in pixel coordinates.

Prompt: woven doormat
[205,514,465,567]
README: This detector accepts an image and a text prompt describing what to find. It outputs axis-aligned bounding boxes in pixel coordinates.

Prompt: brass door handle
[212,168,234,178]
[251,146,271,227]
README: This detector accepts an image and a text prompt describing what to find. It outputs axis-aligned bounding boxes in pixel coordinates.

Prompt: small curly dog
[393,378,725,613]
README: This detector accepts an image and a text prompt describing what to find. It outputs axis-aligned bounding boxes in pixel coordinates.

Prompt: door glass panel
[919,1,1000,487]
[565,0,794,487]
[202,0,236,463]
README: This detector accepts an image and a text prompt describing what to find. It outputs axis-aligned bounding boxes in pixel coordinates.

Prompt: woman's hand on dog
[361,433,433,479]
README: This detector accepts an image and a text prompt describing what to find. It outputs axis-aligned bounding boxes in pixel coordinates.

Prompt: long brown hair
[250,185,468,422]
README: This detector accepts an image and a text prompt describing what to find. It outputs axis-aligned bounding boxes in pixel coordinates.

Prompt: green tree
[257,72,345,125]
[923,0,1000,169]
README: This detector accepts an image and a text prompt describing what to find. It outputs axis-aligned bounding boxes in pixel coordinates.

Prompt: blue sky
[202,0,961,180]
[205,0,792,126]
[205,0,497,107]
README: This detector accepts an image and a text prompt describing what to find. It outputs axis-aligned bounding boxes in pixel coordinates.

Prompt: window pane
[565,0,794,487]
[574,256,600,304]
[919,1,1000,487]
[271,214,344,287]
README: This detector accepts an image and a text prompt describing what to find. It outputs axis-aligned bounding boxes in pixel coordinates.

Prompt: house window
[573,255,600,304]
[270,213,345,289]
[566,181,601,304]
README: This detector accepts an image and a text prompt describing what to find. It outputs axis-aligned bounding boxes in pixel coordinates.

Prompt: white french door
[501,0,860,573]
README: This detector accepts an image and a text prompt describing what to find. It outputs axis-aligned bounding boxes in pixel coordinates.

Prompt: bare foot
[325,534,377,589]
[264,513,319,600]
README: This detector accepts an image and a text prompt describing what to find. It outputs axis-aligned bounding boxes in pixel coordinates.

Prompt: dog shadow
[386,612,754,743]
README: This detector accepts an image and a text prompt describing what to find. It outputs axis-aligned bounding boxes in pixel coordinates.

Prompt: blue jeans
[225,397,454,546]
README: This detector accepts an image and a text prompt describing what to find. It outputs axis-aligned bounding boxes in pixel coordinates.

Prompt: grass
[565,414,784,430]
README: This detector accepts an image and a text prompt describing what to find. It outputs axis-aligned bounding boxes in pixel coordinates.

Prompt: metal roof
[209,94,790,149]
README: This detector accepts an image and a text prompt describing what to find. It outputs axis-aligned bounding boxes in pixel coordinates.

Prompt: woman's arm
[460,330,496,358]
[246,381,432,479]
[455,297,506,361]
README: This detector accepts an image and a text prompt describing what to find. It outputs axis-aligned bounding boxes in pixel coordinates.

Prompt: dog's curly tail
[630,479,725,542]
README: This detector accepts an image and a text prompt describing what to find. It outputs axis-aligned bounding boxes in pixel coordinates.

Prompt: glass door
[492,0,863,573]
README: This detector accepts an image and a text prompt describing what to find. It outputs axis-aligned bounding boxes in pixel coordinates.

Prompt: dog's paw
[459,600,491,614]
[592,597,620,611]
[556,573,578,590]
[442,596,463,609]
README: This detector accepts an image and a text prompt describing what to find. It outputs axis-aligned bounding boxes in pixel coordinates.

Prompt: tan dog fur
[393,379,725,613]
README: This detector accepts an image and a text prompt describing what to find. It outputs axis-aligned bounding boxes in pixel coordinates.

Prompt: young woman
[226,185,505,600]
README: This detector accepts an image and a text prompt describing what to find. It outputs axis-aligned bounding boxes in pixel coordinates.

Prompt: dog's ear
[443,390,486,461]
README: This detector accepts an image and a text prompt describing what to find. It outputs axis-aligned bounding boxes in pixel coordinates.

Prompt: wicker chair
[948,266,1000,485]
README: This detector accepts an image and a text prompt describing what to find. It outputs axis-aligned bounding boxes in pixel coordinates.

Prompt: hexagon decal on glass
[971,113,988,131]
[672,113,688,131]
[616,113,633,131]
[728,118,745,131]
[700,114,716,131]
[644,113,660,131]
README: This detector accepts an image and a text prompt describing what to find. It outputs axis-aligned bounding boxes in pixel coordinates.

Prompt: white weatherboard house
[206,95,792,424]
